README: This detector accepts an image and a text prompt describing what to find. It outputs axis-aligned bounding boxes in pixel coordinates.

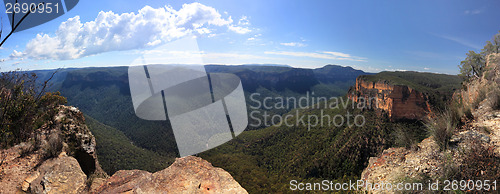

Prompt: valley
[38,64,368,175]
[1,1,498,193]
[36,64,465,193]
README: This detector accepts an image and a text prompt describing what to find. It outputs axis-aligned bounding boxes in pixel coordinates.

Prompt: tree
[459,51,485,81]
[482,31,500,55]
[0,71,66,147]
[459,31,500,83]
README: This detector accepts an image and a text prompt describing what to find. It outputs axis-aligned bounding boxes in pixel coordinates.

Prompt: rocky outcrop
[53,105,105,177]
[348,77,432,120]
[360,116,499,193]
[456,53,500,118]
[0,143,44,193]
[93,156,247,193]
[360,54,500,193]
[0,105,247,193]
[1,106,107,193]
[360,137,444,192]
[29,152,87,194]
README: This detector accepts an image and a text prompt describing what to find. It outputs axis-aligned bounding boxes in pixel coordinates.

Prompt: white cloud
[322,51,351,58]
[15,3,250,60]
[384,68,407,72]
[280,42,306,47]
[228,25,251,34]
[264,51,366,62]
[136,49,280,65]
[227,15,251,34]
[433,34,481,49]
[202,52,276,61]
[238,16,250,26]
[464,9,483,15]
[10,50,24,58]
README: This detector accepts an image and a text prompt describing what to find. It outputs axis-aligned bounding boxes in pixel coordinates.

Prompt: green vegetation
[424,110,456,151]
[393,121,428,150]
[84,115,173,175]
[19,65,460,192]
[431,32,500,187]
[453,139,500,181]
[437,139,500,188]
[43,65,459,193]
[43,132,63,159]
[482,31,500,55]
[56,67,179,158]
[0,71,67,147]
[487,87,500,110]
[199,98,426,193]
[459,31,500,82]
[473,85,488,109]
[41,65,366,169]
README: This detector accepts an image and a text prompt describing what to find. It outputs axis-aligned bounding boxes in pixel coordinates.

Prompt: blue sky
[1,0,499,74]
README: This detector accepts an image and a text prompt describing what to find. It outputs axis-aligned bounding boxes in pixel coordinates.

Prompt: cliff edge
[0,106,247,193]
[359,54,500,193]
[348,77,432,121]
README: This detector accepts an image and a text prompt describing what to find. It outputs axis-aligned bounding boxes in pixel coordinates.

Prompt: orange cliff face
[348,77,432,121]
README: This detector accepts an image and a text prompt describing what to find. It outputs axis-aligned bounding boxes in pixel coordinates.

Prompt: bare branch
[35,68,60,102]
[11,0,18,30]
[0,17,3,41]
[0,2,45,47]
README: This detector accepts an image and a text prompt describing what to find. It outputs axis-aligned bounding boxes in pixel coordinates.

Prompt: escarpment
[359,54,500,193]
[348,76,432,121]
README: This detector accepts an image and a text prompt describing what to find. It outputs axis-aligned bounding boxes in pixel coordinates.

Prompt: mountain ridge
[348,71,462,121]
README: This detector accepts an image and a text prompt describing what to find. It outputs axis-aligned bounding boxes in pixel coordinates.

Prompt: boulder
[29,153,87,194]
[94,156,247,194]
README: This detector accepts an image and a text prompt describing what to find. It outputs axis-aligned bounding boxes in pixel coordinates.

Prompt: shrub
[393,122,427,150]
[43,133,63,159]
[424,110,456,151]
[486,86,500,110]
[472,86,487,109]
[449,94,474,126]
[394,127,416,149]
[439,152,460,182]
[0,71,66,147]
[19,142,35,157]
[462,105,473,121]
[455,139,500,183]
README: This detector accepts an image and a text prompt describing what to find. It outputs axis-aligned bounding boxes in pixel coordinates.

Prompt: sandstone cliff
[0,106,247,193]
[348,76,433,121]
[359,54,500,193]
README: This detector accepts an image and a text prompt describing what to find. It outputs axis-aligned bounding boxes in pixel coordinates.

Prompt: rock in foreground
[0,106,247,193]
[93,156,247,193]
[29,153,87,194]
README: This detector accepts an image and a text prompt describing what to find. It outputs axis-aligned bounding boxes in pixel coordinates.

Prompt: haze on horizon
[1,0,500,75]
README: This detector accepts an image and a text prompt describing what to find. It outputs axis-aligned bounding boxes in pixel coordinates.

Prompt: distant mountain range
[31,64,369,174]
[30,65,464,193]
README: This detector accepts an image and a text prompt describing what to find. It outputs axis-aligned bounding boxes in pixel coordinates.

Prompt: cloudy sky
[1,0,500,74]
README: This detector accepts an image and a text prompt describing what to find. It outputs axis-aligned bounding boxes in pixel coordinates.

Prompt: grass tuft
[424,110,456,151]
